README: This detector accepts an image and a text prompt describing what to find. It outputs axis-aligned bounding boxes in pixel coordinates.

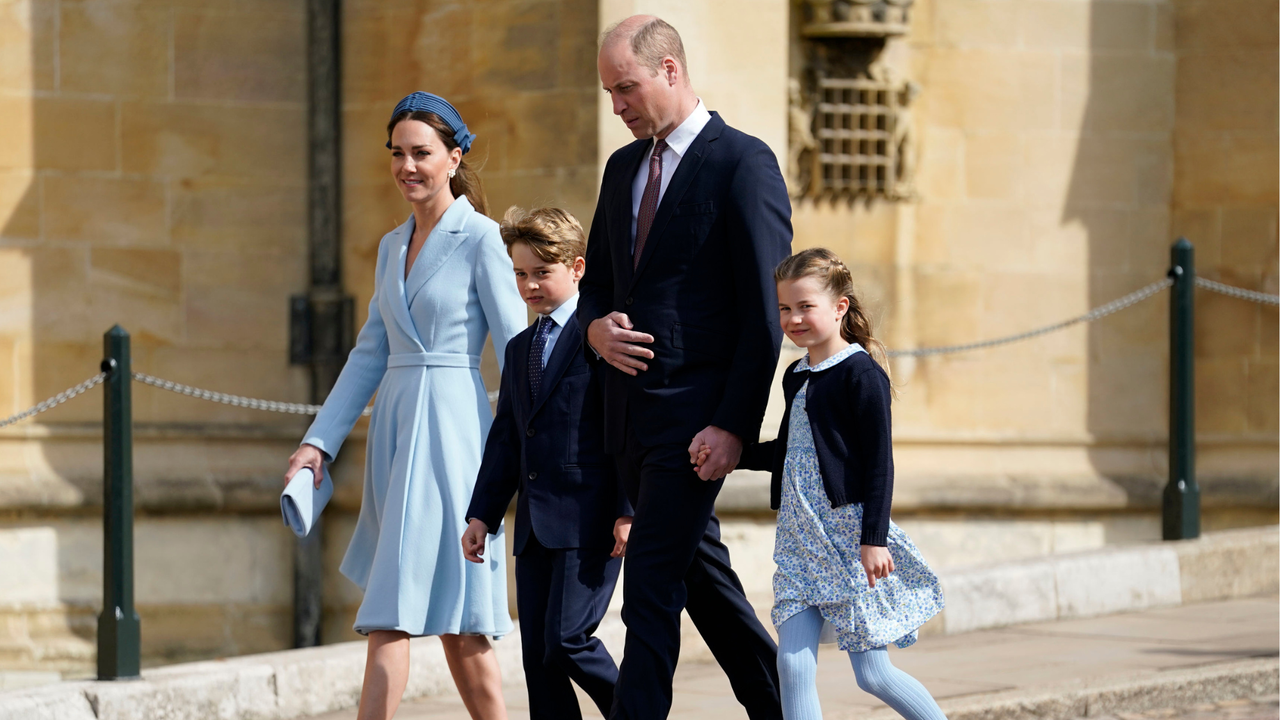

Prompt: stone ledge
[0,527,1274,719]
[935,525,1278,634]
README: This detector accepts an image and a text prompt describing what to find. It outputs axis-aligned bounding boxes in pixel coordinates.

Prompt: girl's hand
[612,516,633,558]
[286,443,326,489]
[691,443,711,469]
[861,545,895,588]
[461,518,489,563]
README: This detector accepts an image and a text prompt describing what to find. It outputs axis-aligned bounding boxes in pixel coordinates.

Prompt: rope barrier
[0,277,1273,427]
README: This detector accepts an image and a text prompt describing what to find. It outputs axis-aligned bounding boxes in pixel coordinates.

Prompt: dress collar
[795,343,866,373]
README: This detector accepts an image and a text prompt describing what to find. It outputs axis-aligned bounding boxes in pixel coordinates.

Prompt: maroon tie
[634,139,668,269]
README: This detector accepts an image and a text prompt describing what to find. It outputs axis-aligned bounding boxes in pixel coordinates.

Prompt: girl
[284,92,526,720]
[703,247,946,720]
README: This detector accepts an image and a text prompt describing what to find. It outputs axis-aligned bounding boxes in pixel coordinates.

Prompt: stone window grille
[814,76,897,197]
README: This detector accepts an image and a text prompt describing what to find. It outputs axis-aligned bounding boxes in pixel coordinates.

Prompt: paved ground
[1078,696,1279,720]
[310,596,1278,719]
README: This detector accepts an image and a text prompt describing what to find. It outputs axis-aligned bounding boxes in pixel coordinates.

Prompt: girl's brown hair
[774,247,891,378]
[387,111,488,217]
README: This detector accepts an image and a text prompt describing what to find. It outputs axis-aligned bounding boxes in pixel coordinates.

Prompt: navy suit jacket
[577,112,793,450]
[467,313,631,555]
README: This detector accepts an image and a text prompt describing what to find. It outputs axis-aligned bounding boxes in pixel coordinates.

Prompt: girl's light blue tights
[776,607,947,720]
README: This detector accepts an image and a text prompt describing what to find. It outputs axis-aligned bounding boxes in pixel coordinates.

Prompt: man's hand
[611,516,633,558]
[687,426,742,481]
[461,519,489,564]
[861,545,895,588]
[285,443,325,489]
[587,312,654,376]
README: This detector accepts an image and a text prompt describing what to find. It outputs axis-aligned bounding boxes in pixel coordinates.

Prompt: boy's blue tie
[529,315,554,403]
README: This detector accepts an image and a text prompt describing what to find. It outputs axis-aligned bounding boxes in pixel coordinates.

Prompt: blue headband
[386,92,476,155]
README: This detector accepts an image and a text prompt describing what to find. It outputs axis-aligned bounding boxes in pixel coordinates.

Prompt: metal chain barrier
[1194,277,1280,307]
[0,372,108,428]
[1,276,1271,427]
[131,372,374,416]
[887,278,1175,358]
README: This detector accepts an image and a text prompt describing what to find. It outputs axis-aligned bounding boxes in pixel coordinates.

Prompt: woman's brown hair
[387,111,488,217]
[774,247,891,379]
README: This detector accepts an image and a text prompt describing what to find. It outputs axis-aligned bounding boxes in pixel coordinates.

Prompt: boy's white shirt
[536,292,579,369]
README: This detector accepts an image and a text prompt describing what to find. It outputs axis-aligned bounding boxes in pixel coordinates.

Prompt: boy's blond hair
[499,206,586,266]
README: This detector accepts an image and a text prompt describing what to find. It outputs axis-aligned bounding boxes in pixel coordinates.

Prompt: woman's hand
[461,519,489,563]
[860,545,895,588]
[611,516,633,558]
[286,443,326,489]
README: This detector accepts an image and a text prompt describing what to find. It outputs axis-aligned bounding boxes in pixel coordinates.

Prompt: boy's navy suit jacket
[467,313,631,555]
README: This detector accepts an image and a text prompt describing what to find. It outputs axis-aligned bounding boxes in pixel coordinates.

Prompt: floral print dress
[771,343,945,652]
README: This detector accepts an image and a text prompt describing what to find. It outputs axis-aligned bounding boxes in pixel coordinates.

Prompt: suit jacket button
[526,428,536,437]
[528,471,538,480]
[625,297,634,306]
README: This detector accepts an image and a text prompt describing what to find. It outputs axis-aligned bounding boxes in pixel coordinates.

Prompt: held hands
[586,312,654,376]
[861,545,895,588]
[285,443,326,489]
[687,426,742,481]
[461,518,489,564]
[611,516,632,558]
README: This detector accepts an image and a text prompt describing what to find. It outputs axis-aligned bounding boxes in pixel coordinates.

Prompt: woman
[284,92,526,720]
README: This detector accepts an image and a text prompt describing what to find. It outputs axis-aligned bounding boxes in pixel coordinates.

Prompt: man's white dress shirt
[630,99,712,251]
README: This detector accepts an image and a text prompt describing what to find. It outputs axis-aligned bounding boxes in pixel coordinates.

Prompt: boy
[463,206,632,719]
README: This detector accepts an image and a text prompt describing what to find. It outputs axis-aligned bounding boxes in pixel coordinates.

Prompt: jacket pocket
[671,322,731,359]
[673,200,715,217]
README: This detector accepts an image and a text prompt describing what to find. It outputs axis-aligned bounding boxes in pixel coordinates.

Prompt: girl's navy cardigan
[738,350,894,546]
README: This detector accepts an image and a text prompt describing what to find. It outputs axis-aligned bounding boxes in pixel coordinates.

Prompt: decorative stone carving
[787,79,817,199]
[803,0,913,38]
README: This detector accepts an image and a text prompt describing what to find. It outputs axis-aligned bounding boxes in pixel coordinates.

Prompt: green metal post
[1164,239,1200,540]
[99,325,141,679]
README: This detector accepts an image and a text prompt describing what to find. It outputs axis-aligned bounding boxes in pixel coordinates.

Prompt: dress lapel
[405,196,473,309]
[388,218,422,348]
[629,113,724,290]
[530,315,580,418]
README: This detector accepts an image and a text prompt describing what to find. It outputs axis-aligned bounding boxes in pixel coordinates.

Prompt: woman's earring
[448,168,457,179]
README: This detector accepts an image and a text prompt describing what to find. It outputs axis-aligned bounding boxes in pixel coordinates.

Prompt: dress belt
[385,352,482,369]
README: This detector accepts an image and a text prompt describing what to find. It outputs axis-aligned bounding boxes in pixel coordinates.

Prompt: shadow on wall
[2,0,316,667]
[1067,0,1279,507]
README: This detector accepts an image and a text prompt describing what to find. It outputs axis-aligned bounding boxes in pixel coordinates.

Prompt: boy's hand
[611,516,632,558]
[461,519,489,564]
[860,545,895,588]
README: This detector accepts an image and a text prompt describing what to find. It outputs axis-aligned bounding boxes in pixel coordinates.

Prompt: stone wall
[1170,0,1278,461]
[0,0,604,670]
[0,0,1275,676]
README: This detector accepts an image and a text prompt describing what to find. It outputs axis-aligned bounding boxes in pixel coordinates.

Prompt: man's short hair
[602,17,688,81]
[499,206,586,267]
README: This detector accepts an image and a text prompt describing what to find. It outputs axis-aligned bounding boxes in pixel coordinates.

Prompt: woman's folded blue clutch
[280,467,333,538]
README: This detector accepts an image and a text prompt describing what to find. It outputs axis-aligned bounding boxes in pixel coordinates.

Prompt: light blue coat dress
[301,196,527,637]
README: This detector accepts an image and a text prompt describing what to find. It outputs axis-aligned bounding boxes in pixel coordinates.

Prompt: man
[577,15,792,720]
